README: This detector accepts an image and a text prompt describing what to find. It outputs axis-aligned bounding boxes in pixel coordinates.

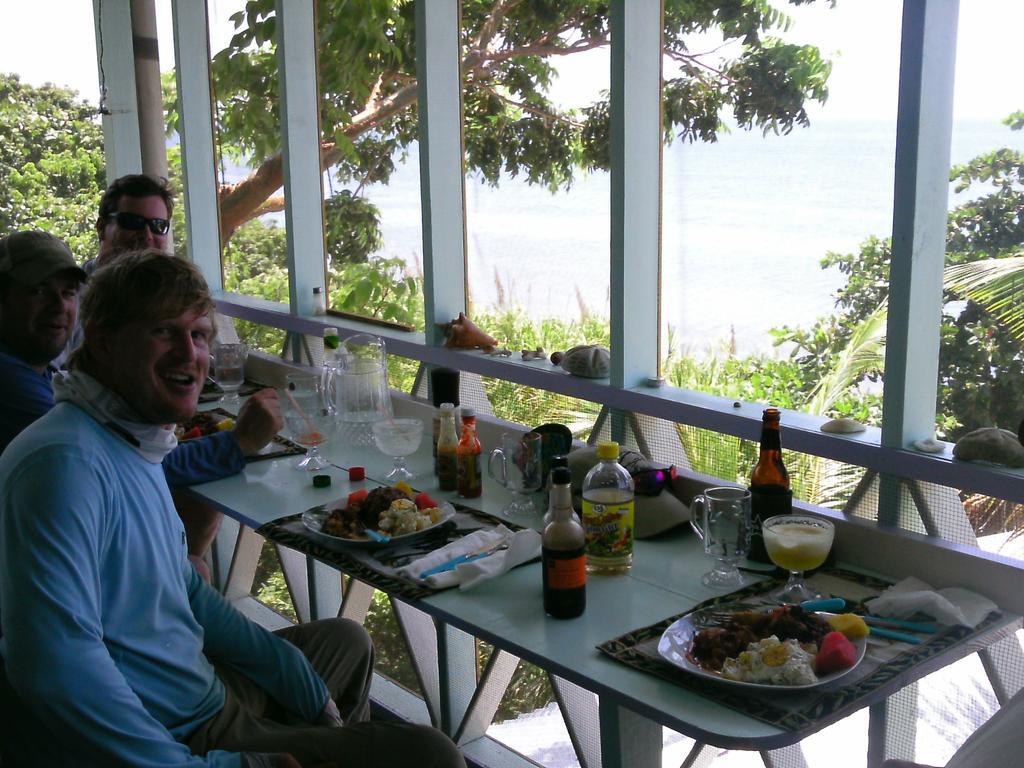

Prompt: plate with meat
[657,604,867,691]
[302,485,456,549]
[176,407,305,462]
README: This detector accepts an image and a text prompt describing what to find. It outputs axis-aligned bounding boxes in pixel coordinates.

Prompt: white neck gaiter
[53,369,178,464]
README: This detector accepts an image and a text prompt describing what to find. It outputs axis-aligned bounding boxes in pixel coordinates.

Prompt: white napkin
[397,525,542,590]
[865,576,998,627]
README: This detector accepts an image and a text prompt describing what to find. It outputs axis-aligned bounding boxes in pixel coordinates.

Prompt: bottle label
[543,548,586,589]
[457,453,482,497]
[582,498,634,559]
[437,451,458,491]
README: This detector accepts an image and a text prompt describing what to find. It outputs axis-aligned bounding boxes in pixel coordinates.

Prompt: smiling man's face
[89,305,213,425]
[0,272,81,372]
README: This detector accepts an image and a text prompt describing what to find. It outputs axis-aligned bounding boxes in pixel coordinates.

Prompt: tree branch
[478,83,584,128]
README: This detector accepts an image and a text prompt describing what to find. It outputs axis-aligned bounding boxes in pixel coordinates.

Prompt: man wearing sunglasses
[95,173,173,265]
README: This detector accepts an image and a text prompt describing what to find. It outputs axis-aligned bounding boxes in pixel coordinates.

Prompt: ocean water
[362,119,1024,357]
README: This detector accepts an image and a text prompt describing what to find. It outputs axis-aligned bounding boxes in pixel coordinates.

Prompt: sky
[0,1,1019,123]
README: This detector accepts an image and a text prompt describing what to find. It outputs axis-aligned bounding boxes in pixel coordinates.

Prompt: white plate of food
[302,485,456,549]
[657,604,867,691]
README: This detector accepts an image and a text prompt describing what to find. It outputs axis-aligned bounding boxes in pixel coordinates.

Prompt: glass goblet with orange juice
[763,514,835,603]
[284,373,335,471]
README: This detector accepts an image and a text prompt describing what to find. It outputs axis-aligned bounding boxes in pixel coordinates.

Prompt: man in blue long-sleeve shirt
[0,225,282,570]
[0,250,464,767]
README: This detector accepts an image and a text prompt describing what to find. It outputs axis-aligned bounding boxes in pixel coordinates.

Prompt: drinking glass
[213,342,247,405]
[763,514,835,603]
[283,373,335,471]
[487,431,544,516]
[372,418,424,481]
[689,487,751,588]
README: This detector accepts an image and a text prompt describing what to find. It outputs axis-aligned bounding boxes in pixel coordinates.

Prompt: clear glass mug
[487,431,544,516]
[690,486,751,588]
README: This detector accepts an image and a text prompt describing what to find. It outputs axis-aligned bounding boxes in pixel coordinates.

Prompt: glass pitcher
[331,333,392,447]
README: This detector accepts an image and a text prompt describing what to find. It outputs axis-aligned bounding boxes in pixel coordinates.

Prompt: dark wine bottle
[748,407,792,563]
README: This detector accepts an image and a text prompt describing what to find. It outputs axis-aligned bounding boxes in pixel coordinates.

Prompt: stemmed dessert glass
[283,373,335,471]
[763,514,835,603]
[372,418,424,481]
[213,342,247,406]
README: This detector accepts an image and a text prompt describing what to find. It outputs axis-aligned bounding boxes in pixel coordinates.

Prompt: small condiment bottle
[313,286,327,315]
[436,403,459,492]
[543,467,586,618]
[456,407,482,498]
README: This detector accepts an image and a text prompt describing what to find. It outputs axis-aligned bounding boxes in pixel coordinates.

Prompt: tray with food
[657,604,867,691]
[176,407,306,462]
[302,484,456,549]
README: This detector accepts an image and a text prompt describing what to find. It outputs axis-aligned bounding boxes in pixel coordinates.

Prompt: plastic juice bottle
[581,441,634,574]
[543,467,586,618]
[456,407,482,498]
[436,403,459,492]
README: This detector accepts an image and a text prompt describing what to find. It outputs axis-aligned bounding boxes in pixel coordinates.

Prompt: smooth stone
[820,417,867,434]
[953,427,1024,468]
[913,437,946,454]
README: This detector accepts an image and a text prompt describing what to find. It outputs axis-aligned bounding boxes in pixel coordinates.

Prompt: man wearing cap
[0,230,86,450]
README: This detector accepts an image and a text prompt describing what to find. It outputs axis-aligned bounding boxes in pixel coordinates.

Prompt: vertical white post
[171,1,223,284]
[609,0,663,390]
[416,0,467,346]
[882,0,959,451]
[93,0,143,181]
[276,0,327,317]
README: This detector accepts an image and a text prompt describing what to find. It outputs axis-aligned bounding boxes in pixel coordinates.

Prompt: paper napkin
[398,525,542,590]
[865,576,998,627]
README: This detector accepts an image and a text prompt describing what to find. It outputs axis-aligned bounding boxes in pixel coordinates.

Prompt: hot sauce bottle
[543,467,586,618]
[456,407,482,498]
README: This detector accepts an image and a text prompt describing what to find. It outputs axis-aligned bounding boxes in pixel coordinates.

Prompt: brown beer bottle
[748,407,792,562]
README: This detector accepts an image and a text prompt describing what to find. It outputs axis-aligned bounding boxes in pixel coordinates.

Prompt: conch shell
[439,312,497,349]
[558,344,611,378]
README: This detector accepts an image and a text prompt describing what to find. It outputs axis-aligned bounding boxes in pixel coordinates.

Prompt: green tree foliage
[775,115,1024,441]
[194,0,834,247]
[0,74,106,259]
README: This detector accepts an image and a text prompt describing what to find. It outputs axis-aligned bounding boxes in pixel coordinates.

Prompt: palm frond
[945,254,1024,341]
[807,301,887,416]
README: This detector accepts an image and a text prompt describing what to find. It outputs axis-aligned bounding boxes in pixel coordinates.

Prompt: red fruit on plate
[181,426,204,441]
[414,491,438,510]
[815,630,858,675]
[347,489,370,508]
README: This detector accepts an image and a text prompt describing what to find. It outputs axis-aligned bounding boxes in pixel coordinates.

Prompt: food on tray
[378,498,446,537]
[826,613,869,639]
[176,412,235,441]
[721,636,818,686]
[814,631,858,675]
[321,485,446,541]
[688,605,859,686]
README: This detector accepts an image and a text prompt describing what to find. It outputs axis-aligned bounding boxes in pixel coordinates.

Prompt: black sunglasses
[631,465,677,496]
[108,211,170,236]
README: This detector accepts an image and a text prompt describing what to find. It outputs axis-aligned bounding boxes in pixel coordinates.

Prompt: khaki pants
[186,619,465,768]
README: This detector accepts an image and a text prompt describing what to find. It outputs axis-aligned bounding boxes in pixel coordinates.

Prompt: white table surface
[188,399,1021,750]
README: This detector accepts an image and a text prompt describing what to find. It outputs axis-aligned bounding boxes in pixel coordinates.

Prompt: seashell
[560,344,611,379]
[953,427,1024,468]
[913,437,945,454]
[820,417,866,435]
[439,312,497,349]
[550,351,564,366]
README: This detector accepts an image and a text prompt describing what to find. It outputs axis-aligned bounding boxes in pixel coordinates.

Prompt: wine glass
[213,342,247,406]
[763,514,835,603]
[689,487,751,588]
[283,373,335,471]
[372,418,424,481]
